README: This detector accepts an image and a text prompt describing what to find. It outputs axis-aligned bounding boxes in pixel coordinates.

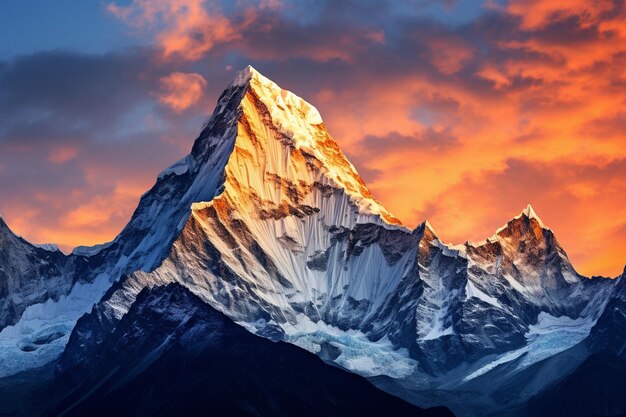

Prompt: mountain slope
[586,267,626,355]
[520,268,626,417]
[0,218,91,377]
[524,352,626,417]
[50,284,452,417]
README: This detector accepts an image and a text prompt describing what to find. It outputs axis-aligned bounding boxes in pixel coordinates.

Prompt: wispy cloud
[157,72,207,112]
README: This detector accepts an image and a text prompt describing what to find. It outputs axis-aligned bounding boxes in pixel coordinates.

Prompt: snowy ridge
[31,243,60,252]
[157,154,195,180]
[71,241,113,257]
[494,203,549,235]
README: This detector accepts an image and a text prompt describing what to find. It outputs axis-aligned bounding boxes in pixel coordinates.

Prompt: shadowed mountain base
[39,284,453,417]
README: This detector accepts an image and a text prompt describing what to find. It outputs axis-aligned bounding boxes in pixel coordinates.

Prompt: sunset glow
[0,0,624,277]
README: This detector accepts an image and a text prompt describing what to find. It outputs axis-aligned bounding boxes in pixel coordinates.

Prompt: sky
[0,0,625,277]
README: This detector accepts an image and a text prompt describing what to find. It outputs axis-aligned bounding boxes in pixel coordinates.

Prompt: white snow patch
[282,315,416,378]
[422,291,457,341]
[158,155,193,179]
[423,322,455,341]
[0,273,111,377]
[232,65,256,86]
[462,312,595,382]
[283,315,417,378]
[465,280,501,308]
[72,241,113,257]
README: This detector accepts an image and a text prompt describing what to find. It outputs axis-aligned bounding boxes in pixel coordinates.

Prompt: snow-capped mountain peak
[522,203,545,226]
[422,220,437,235]
[492,204,550,239]
[220,66,402,227]
[231,64,261,87]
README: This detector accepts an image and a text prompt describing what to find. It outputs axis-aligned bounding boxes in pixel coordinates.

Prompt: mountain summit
[175,64,401,227]
[0,67,623,417]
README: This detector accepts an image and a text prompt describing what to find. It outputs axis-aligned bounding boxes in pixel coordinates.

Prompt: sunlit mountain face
[1,2,625,417]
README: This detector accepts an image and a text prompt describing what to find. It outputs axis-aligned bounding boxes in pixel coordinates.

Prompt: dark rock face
[0,218,71,329]
[586,269,626,356]
[524,352,626,417]
[52,284,453,417]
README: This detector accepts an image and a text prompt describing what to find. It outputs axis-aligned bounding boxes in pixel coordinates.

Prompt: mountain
[0,66,624,417]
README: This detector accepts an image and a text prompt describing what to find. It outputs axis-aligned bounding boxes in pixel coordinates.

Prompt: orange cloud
[1,178,153,253]
[365,30,385,44]
[62,182,146,229]
[48,147,79,163]
[475,66,512,89]
[503,0,615,30]
[428,36,474,75]
[108,0,244,61]
[108,0,384,63]
[158,72,207,112]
